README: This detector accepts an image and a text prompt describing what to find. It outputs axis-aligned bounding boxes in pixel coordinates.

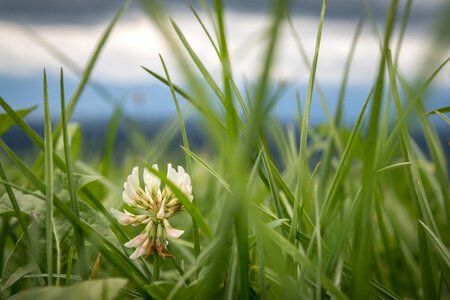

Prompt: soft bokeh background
[0,0,449,124]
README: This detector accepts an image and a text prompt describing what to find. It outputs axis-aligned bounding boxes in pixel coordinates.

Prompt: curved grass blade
[181,146,230,192]
[51,0,132,143]
[419,220,450,283]
[160,54,201,262]
[0,97,131,243]
[60,69,88,280]
[0,164,32,247]
[0,140,150,288]
[141,66,225,129]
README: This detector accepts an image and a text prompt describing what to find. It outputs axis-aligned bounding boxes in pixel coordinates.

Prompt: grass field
[0,0,449,299]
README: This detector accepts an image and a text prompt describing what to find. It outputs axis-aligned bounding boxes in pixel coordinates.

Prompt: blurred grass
[1,0,449,299]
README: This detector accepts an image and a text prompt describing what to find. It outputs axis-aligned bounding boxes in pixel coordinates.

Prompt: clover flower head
[112,164,193,259]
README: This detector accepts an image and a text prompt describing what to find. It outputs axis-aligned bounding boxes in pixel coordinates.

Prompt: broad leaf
[145,281,196,300]
[9,278,128,300]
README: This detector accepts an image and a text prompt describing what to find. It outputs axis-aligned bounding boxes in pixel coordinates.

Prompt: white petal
[130,166,140,187]
[163,219,184,238]
[165,164,193,200]
[166,163,177,183]
[124,233,147,248]
[126,180,138,198]
[156,199,166,219]
[122,190,133,205]
[144,165,160,193]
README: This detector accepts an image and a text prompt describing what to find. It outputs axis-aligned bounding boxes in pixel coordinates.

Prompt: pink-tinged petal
[110,208,136,225]
[129,238,149,260]
[124,233,147,248]
[163,219,184,238]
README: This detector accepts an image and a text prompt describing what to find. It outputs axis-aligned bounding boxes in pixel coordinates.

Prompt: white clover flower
[112,164,193,259]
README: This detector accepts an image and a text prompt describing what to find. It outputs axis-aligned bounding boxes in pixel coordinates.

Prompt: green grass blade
[424,106,450,115]
[394,0,412,65]
[0,163,32,247]
[100,102,123,176]
[170,19,226,105]
[51,0,131,143]
[432,111,450,125]
[295,0,327,244]
[0,140,150,289]
[43,70,54,286]
[257,219,347,300]
[386,50,439,234]
[189,4,220,58]
[387,50,440,298]
[419,220,450,282]
[0,106,36,136]
[159,54,201,263]
[377,162,412,173]
[0,97,131,243]
[352,1,398,296]
[0,98,45,147]
[141,66,225,129]
[322,88,373,218]
[317,16,364,197]
[181,146,230,192]
[214,0,240,140]
[59,68,89,280]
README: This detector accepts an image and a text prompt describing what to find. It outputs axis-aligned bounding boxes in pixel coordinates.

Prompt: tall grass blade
[160,54,201,263]
[59,68,89,280]
[293,0,327,244]
[419,221,450,282]
[43,70,55,286]
[387,50,441,298]
[100,102,123,176]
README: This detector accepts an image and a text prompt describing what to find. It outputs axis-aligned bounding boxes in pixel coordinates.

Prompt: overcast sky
[1,0,448,82]
[0,0,449,122]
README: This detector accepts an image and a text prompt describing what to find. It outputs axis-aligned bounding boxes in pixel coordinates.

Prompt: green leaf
[0,229,43,290]
[9,278,128,300]
[0,190,45,221]
[145,281,196,300]
[1,263,38,291]
[0,105,36,135]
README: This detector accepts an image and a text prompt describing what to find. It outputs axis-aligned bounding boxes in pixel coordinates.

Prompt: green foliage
[0,0,449,299]
[9,278,127,300]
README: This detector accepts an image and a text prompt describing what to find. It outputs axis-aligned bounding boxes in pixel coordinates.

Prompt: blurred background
[0,0,449,149]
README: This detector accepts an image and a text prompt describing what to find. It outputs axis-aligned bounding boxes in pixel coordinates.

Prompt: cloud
[0,8,448,88]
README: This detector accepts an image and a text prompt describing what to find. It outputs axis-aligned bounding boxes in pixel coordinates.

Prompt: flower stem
[153,255,160,281]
